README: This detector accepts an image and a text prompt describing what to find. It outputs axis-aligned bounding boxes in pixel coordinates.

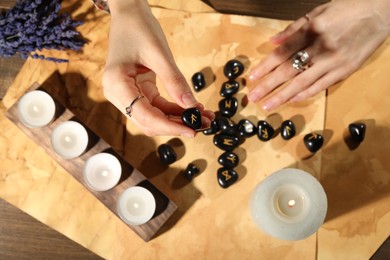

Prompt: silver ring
[125,95,144,117]
[304,14,311,22]
[292,50,310,72]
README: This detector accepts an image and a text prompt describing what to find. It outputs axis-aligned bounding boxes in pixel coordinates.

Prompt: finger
[305,3,329,20]
[151,95,185,116]
[248,58,299,102]
[167,115,212,129]
[131,97,197,137]
[143,45,200,109]
[270,16,310,45]
[103,69,196,137]
[271,3,330,45]
[289,66,349,103]
[249,29,309,82]
[260,58,330,110]
[202,110,216,121]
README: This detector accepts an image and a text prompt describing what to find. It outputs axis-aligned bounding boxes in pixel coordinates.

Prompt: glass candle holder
[83,153,122,191]
[250,168,327,241]
[17,90,56,128]
[117,186,156,226]
[51,121,89,159]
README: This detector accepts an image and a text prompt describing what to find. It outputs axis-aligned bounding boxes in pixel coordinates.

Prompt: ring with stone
[125,95,144,117]
[292,50,310,72]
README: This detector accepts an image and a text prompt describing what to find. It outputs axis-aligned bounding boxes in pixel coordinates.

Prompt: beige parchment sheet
[1,0,389,259]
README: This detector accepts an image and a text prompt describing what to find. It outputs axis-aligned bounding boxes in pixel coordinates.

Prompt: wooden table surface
[1,0,390,259]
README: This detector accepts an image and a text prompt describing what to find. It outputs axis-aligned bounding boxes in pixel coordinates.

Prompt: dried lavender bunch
[0,0,86,62]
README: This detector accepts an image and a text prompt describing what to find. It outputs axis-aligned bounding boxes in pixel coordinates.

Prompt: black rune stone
[217,117,237,136]
[303,133,324,153]
[191,72,206,92]
[157,143,177,165]
[220,80,239,97]
[217,167,238,188]
[281,120,296,140]
[224,59,244,80]
[257,120,275,141]
[237,119,256,138]
[183,163,200,181]
[218,152,239,168]
[203,120,220,135]
[181,107,202,130]
[349,123,366,142]
[219,97,238,118]
[213,134,239,151]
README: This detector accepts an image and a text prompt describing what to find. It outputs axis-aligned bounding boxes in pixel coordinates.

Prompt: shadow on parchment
[29,71,390,240]
[288,118,390,223]
[36,71,202,238]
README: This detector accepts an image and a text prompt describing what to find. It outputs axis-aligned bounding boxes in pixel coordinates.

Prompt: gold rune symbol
[225,83,234,89]
[262,129,268,139]
[227,155,236,163]
[222,170,232,181]
[191,114,197,124]
[225,100,231,108]
[285,126,291,136]
[233,67,240,74]
[308,133,317,140]
[223,139,233,146]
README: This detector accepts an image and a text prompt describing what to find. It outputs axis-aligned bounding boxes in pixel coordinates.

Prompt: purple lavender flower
[0,0,86,62]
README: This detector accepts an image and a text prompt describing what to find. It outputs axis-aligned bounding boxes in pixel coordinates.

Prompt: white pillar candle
[117,186,156,226]
[17,90,56,128]
[83,153,122,191]
[50,121,89,159]
[250,168,327,241]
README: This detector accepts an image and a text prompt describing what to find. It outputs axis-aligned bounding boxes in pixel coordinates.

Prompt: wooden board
[5,82,177,242]
[202,0,329,20]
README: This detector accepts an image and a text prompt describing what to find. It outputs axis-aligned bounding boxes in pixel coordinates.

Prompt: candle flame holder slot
[250,168,327,241]
[6,82,177,241]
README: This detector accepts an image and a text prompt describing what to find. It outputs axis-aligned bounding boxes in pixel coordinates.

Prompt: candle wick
[288,200,296,207]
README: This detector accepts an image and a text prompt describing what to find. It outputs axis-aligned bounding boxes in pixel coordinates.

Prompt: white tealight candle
[83,153,122,191]
[17,90,56,128]
[50,121,89,159]
[117,186,156,226]
[250,168,327,241]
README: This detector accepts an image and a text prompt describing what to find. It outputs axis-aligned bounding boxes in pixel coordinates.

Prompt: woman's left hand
[248,0,390,111]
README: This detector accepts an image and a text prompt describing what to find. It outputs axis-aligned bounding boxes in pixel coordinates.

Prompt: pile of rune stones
[157,60,366,188]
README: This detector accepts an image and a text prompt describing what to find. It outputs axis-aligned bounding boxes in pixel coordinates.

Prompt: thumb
[148,51,199,109]
[160,64,199,109]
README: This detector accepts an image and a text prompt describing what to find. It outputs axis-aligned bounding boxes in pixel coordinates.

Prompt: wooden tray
[5,82,177,242]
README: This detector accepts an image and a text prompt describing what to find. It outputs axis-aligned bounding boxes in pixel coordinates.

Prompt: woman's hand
[248,0,390,111]
[102,0,213,137]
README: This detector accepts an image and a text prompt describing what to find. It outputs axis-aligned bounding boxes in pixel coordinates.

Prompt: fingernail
[248,91,260,102]
[201,117,212,128]
[181,132,195,138]
[182,92,198,107]
[195,103,204,111]
[262,100,275,111]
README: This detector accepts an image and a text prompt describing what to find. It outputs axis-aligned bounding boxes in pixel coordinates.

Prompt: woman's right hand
[103,0,214,137]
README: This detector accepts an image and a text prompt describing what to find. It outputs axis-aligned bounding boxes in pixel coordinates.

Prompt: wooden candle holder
[6,82,177,241]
